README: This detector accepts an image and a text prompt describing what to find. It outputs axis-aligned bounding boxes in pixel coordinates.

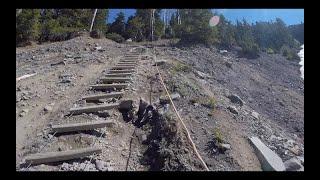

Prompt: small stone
[284,157,303,171]
[251,111,260,120]
[227,94,244,106]
[220,143,231,151]
[95,160,107,171]
[296,156,304,165]
[227,106,238,114]
[44,105,53,112]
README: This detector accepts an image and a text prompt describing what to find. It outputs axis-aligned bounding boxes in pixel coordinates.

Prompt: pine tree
[177,9,218,45]
[109,12,126,37]
[16,9,41,46]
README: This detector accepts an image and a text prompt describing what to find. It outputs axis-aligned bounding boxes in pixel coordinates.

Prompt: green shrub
[281,45,300,61]
[266,48,274,54]
[106,33,125,43]
[213,128,223,144]
[172,62,191,73]
[240,41,260,58]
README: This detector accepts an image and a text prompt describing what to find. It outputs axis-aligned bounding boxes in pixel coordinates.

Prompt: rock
[119,100,134,111]
[220,50,228,54]
[194,70,208,79]
[65,54,73,58]
[141,134,147,143]
[95,160,108,171]
[284,157,303,171]
[219,143,231,151]
[154,60,167,66]
[296,156,304,165]
[94,46,102,51]
[225,61,232,68]
[44,105,53,112]
[126,38,132,42]
[19,109,29,117]
[61,163,70,170]
[252,111,260,120]
[159,92,180,104]
[249,136,286,171]
[227,94,244,106]
[227,106,238,114]
[289,145,301,155]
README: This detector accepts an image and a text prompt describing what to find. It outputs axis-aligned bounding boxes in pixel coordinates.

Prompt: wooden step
[90,83,128,90]
[100,77,131,83]
[111,66,135,70]
[82,92,124,101]
[105,73,132,77]
[24,147,102,165]
[69,103,119,114]
[109,69,135,73]
[117,62,137,65]
[51,120,114,133]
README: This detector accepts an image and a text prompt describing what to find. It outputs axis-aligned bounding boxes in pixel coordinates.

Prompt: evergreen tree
[16,9,41,45]
[109,12,126,37]
[126,15,144,41]
[177,9,218,45]
[217,14,236,49]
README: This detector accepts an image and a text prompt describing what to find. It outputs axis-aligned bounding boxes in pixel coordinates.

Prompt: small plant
[207,97,216,109]
[266,48,274,54]
[213,128,223,144]
[172,62,191,73]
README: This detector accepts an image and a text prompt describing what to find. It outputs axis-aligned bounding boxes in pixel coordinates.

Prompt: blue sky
[108,9,304,26]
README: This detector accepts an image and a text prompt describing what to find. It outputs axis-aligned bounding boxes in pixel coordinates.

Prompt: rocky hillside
[16,35,304,171]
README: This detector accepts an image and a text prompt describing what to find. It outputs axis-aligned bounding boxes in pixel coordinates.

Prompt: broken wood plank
[109,69,135,73]
[24,147,102,165]
[82,92,124,101]
[100,77,131,83]
[16,73,37,81]
[90,83,128,90]
[51,120,114,133]
[105,73,132,77]
[69,103,119,114]
[111,66,135,69]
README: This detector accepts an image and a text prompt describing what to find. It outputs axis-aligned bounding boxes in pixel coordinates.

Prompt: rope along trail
[150,47,210,171]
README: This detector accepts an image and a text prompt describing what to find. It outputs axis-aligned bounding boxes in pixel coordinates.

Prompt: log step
[82,92,124,101]
[111,66,135,70]
[90,83,128,90]
[24,147,102,165]
[51,120,114,133]
[109,69,135,73]
[105,73,132,77]
[69,103,119,114]
[117,62,137,65]
[100,77,131,83]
